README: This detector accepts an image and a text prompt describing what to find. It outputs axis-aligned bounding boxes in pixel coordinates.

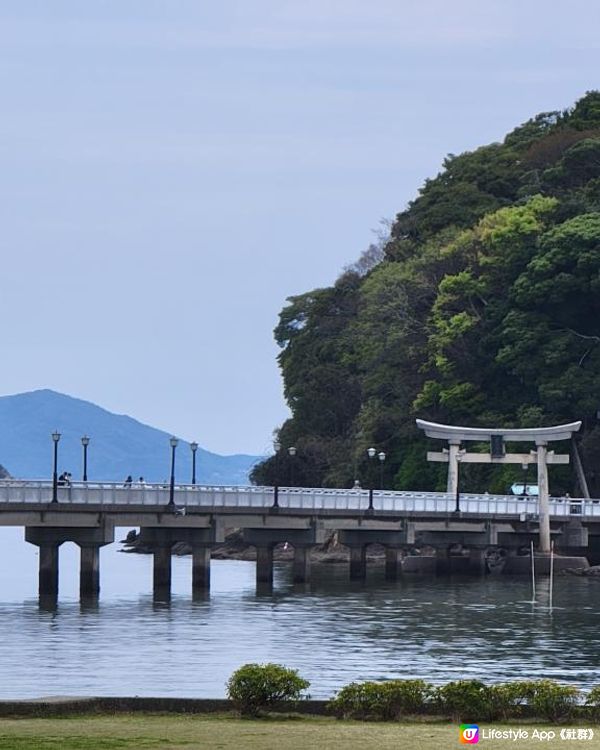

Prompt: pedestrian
[138,476,145,485]
[124,475,133,487]
[57,472,67,486]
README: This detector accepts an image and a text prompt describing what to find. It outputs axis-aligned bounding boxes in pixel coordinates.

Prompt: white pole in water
[530,541,536,603]
[549,540,555,614]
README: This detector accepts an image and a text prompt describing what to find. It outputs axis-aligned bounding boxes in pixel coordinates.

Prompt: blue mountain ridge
[0,389,261,485]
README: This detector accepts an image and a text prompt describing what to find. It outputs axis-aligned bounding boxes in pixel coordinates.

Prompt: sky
[0,1,599,456]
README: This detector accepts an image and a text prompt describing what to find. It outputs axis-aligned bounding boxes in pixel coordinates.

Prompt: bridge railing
[0,480,597,517]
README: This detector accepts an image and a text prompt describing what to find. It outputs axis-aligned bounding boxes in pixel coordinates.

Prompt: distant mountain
[0,389,261,485]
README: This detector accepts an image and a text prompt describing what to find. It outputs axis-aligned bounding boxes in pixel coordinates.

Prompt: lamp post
[454,453,462,513]
[272,441,281,508]
[81,435,90,482]
[288,446,297,487]
[190,442,198,485]
[51,431,61,503]
[378,451,386,490]
[169,437,178,506]
[522,461,529,498]
[367,447,377,510]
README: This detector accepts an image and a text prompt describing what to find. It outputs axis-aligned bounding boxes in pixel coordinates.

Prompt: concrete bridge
[0,480,596,602]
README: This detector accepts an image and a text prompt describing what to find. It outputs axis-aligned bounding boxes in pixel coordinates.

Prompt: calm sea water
[0,527,599,699]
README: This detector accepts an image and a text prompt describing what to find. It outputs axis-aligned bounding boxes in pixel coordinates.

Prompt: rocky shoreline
[121,529,387,564]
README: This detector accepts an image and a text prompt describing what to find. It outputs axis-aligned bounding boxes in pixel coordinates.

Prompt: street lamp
[190,442,198,485]
[169,437,178,506]
[51,431,61,503]
[367,447,377,510]
[81,436,90,482]
[288,446,297,487]
[522,461,529,498]
[378,451,386,490]
[455,453,463,513]
[272,441,281,508]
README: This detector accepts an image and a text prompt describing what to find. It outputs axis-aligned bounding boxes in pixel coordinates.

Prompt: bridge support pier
[192,545,211,595]
[242,527,325,591]
[79,545,101,599]
[349,546,367,580]
[385,548,402,580]
[153,545,172,600]
[26,526,113,602]
[39,544,60,600]
[256,546,274,586]
[468,547,487,575]
[293,545,312,583]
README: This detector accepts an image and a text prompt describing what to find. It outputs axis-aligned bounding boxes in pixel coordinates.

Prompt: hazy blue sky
[1,1,599,455]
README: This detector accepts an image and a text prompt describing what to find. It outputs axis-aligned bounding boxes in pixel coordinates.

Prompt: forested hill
[252,92,600,496]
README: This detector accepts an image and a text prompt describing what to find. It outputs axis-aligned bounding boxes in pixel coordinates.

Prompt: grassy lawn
[0,714,598,749]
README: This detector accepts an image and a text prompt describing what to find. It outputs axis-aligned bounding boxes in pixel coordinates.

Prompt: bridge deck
[0,480,597,519]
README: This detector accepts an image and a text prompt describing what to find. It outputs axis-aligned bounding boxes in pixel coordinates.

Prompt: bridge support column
[79,545,101,599]
[153,545,172,600]
[256,546,274,586]
[192,545,211,595]
[39,544,60,600]
[349,546,367,580]
[385,548,402,580]
[26,526,113,603]
[293,545,312,583]
[435,547,450,575]
[468,547,487,575]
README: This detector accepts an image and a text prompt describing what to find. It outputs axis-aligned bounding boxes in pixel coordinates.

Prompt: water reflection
[0,529,599,698]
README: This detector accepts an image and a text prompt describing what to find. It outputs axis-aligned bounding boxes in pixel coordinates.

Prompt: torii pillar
[536,441,551,553]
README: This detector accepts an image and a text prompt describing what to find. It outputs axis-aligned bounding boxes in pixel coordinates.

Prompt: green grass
[0,714,598,749]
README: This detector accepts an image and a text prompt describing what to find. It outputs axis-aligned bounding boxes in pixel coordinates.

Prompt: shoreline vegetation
[0,715,587,750]
[2,671,600,750]
[2,678,597,722]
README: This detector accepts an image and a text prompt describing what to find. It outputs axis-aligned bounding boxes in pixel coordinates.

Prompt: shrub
[434,680,494,721]
[488,682,531,720]
[520,680,580,722]
[585,686,600,720]
[226,663,310,717]
[329,679,431,720]
[329,681,385,720]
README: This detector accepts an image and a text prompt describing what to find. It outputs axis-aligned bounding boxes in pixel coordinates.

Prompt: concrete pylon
[39,544,60,600]
[468,547,487,575]
[292,545,312,583]
[79,545,101,599]
[385,547,402,580]
[192,545,211,595]
[256,546,274,586]
[349,546,367,580]
[153,545,172,600]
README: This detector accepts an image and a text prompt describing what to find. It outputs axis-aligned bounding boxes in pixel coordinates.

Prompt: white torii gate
[416,419,582,553]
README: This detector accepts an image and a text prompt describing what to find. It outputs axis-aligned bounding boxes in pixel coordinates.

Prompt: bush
[329,679,431,720]
[488,682,531,720]
[434,680,494,721]
[520,680,580,722]
[226,663,310,717]
[585,686,600,720]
